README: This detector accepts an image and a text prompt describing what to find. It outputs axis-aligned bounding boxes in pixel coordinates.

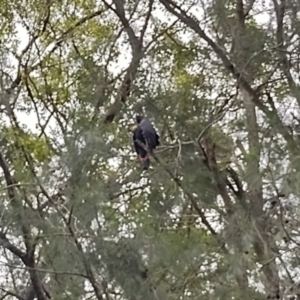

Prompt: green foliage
[1,0,300,300]
[1,126,53,163]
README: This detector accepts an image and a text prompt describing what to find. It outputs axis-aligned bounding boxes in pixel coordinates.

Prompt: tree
[0,0,300,299]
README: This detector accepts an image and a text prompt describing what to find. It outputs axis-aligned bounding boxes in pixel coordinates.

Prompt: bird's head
[135,115,144,124]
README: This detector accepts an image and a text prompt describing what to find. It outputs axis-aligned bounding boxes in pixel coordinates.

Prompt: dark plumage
[132,115,160,170]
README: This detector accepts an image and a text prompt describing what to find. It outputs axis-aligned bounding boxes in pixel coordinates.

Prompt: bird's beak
[129,124,137,132]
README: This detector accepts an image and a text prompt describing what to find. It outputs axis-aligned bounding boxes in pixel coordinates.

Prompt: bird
[131,115,160,170]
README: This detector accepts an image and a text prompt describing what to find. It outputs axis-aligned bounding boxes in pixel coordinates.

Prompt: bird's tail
[139,154,150,170]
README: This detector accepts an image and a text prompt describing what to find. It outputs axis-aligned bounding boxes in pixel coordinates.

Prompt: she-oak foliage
[0,0,300,299]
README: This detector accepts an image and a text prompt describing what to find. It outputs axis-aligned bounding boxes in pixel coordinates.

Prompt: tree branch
[244,0,256,17]
[135,140,223,242]
[0,232,27,263]
[236,0,245,26]
[201,138,233,214]
[101,0,145,123]
[158,0,263,109]
[272,0,300,106]
[158,1,282,297]
[0,287,25,300]
[140,0,154,41]
[0,150,47,300]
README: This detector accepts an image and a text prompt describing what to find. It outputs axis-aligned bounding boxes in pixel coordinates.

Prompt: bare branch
[102,0,144,123]
[244,0,256,17]
[236,0,245,26]
[105,0,140,51]
[0,232,27,263]
[0,287,25,300]
[197,111,226,144]
[140,0,154,41]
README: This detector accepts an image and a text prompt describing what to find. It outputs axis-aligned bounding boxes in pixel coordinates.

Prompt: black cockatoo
[131,115,160,170]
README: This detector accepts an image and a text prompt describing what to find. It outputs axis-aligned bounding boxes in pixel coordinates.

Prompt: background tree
[1,0,300,299]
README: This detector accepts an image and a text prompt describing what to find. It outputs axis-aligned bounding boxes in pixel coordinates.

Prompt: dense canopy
[1,0,300,299]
